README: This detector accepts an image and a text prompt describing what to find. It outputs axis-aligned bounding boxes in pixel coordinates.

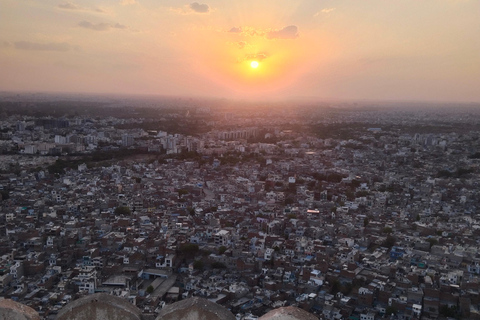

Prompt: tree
[382,235,396,249]
[218,246,227,255]
[179,243,199,258]
[363,217,370,227]
[345,191,355,201]
[286,213,297,219]
[193,260,204,270]
[382,227,393,234]
[146,285,154,294]
[427,238,438,248]
[439,305,458,318]
[0,189,9,201]
[341,282,354,295]
[385,306,397,316]
[177,189,189,196]
[330,280,340,294]
[356,190,369,198]
[114,206,131,215]
[211,262,226,269]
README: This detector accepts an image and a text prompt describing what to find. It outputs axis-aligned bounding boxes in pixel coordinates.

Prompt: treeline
[115,119,210,136]
[310,123,367,140]
[47,148,153,174]
[311,172,348,183]
[436,167,474,178]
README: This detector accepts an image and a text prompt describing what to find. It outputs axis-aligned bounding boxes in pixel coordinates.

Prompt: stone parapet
[0,299,41,320]
[0,296,319,320]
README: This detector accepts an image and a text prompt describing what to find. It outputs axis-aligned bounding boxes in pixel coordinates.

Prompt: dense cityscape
[1,93,480,319]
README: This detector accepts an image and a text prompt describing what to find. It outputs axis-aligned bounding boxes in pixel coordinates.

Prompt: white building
[214,230,231,246]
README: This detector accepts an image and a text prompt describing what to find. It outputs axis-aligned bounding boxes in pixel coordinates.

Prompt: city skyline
[1,0,480,102]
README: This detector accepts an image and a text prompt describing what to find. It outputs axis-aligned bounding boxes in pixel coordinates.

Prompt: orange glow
[172,22,338,98]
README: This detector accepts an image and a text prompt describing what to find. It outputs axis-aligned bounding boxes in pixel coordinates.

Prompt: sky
[1,0,480,102]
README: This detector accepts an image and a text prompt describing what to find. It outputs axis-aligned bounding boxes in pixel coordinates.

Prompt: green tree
[211,262,226,269]
[177,189,189,196]
[382,235,396,249]
[330,280,340,294]
[363,217,370,227]
[179,243,199,258]
[427,238,438,248]
[385,306,397,316]
[218,246,227,255]
[114,206,131,215]
[356,190,369,197]
[382,227,393,234]
[0,190,9,201]
[193,260,204,270]
[146,285,154,294]
[439,305,458,318]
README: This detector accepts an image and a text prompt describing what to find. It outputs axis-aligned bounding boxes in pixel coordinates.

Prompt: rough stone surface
[0,299,41,320]
[2,295,320,320]
[155,297,236,320]
[56,293,142,320]
[259,306,319,320]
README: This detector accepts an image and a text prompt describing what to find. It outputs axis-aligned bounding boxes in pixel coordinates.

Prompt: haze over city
[2,0,480,102]
[5,2,480,320]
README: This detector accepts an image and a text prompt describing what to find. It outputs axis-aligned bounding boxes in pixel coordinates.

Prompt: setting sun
[250,61,259,69]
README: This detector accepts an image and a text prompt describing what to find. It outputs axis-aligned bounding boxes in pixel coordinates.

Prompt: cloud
[227,41,250,49]
[225,26,260,37]
[14,41,72,52]
[170,3,212,15]
[58,2,80,10]
[78,20,110,31]
[226,25,299,40]
[120,0,136,5]
[245,52,268,61]
[266,25,299,40]
[237,41,247,49]
[113,23,127,29]
[58,2,106,14]
[314,7,335,17]
[229,27,242,33]
[78,20,128,31]
[189,2,209,13]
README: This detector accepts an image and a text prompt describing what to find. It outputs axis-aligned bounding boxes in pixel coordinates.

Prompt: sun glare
[250,61,259,69]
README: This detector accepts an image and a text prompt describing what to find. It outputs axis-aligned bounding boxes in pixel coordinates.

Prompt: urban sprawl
[1,94,480,320]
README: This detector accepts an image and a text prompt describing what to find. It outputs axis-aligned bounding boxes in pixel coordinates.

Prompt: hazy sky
[1,0,480,102]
